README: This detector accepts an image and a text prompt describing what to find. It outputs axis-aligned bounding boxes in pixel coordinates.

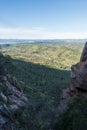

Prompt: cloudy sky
[0,0,87,39]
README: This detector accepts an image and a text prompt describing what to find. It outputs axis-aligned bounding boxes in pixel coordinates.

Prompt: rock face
[70,42,87,96]
[0,54,28,130]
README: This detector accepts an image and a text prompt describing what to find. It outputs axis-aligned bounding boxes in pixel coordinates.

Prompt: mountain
[0,39,87,45]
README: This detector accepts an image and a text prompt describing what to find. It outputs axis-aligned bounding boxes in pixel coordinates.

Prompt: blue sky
[0,0,87,39]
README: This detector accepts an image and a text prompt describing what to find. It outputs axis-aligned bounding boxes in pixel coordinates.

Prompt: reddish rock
[70,42,87,95]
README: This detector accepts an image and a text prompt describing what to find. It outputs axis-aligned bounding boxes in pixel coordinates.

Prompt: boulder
[70,42,87,95]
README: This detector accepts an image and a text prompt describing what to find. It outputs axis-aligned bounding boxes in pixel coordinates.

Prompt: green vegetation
[53,98,87,130]
[1,43,86,130]
[1,43,83,70]
[1,43,83,105]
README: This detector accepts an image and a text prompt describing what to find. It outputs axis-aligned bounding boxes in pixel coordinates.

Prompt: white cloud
[0,27,87,39]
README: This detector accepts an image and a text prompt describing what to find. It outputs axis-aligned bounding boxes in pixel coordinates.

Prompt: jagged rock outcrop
[70,42,87,96]
[0,54,28,130]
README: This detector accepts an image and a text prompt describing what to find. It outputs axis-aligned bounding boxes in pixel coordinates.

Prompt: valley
[0,42,86,130]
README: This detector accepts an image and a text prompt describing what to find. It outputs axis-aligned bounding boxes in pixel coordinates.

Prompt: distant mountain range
[0,39,87,44]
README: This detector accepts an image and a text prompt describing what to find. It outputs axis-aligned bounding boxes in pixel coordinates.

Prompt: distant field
[1,43,84,70]
[1,43,84,106]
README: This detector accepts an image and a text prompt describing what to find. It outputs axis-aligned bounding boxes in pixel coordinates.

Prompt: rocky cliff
[70,42,87,97]
[0,53,28,130]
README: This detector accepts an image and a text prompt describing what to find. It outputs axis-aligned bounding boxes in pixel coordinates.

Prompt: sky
[0,0,87,39]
